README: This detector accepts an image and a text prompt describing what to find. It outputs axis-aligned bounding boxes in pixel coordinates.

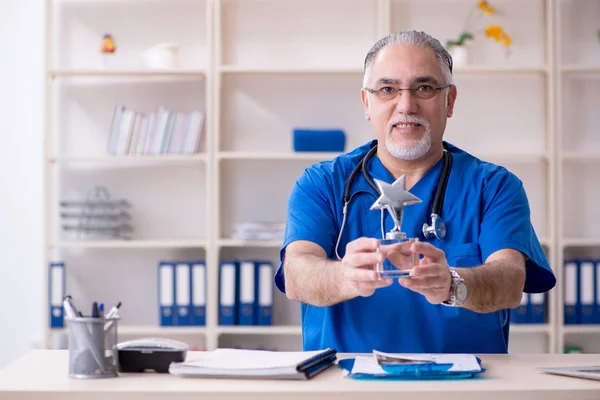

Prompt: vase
[449,46,470,68]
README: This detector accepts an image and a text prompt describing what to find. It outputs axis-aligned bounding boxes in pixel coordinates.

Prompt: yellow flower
[485,25,512,48]
[478,0,494,15]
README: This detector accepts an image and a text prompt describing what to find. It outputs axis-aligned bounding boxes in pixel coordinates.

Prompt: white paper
[169,348,334,378]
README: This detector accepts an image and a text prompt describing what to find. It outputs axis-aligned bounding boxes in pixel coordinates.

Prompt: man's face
[361,44,457,161]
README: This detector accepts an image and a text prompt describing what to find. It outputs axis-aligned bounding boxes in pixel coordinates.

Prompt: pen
[105,301,121,320]
[103,302,122,332]
[62,295,77,319]
[99,303,104,318]
[92,302,99,318]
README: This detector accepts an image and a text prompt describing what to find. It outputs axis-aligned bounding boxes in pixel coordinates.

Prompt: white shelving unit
[42,0,600,354]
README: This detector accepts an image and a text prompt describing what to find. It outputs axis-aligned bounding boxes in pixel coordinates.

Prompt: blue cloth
[275,140,556,354]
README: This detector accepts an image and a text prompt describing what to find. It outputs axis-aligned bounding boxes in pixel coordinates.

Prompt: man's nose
[394,89,418,114]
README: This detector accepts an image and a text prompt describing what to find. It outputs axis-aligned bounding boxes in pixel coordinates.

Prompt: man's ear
[360,88,371,121]
[447,85,457,118]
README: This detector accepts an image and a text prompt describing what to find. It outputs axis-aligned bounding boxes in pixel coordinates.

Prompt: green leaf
[457,32,474,46]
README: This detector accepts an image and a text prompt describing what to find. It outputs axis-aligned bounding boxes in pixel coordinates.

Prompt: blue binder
[564,260,579,325]
[511,292,529,324]
[238,260,257,326]
[529,293,545,324]
[49,262,65,328]
[158,261,175,326]
[219,260,238,326]
[595,260,600,324]
[175,262,192,326]
[579,260,595,325]
[190,261,206,326]
[257,260,273,326]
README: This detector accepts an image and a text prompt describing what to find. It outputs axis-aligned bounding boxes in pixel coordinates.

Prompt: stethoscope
[334,142,453,260]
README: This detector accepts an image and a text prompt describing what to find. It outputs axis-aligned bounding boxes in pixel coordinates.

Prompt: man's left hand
[395,241,453,304]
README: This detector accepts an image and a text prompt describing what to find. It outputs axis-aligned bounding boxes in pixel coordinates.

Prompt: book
[168,348,336,380]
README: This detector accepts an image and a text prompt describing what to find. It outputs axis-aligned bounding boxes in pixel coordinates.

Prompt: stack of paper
[339,350,485,380]
[169,348,336,380]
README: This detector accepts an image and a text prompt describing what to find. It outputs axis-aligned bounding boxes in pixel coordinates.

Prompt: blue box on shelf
[292,129,346,152]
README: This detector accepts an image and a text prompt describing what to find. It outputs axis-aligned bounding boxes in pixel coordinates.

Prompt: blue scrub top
[275,140,556,354]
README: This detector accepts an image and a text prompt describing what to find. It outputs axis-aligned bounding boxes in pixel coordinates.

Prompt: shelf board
[48,154,207,164]
[562,238,600,247]
[50,240,207,249]
[49,68,206,78]
[561,153,600,161]
[217,325,301,335]
[453,66,548,74]
[218,152,342,161]
[561,65,600,73]
[218,65,547,75]
[218,239,283,248]
[563,325,600,334]
[219,65,363,74]
[510,324,551,334]
[119,325,207,336]
[474,153,549,164]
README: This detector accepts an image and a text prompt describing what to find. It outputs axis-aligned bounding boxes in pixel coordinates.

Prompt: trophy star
[370,175,422,212]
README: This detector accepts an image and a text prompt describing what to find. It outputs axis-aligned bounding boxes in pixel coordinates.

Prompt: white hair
[363,30,453,88]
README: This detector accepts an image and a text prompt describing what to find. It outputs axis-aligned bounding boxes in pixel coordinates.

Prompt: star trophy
[370,175,421,279]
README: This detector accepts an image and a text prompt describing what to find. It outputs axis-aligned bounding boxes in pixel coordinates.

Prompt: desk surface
[1,350,599,400]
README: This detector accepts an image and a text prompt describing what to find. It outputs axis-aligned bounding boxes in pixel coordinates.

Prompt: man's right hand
[341,237,393,298]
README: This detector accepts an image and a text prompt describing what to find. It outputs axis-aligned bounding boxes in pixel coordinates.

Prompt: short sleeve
[479,168,556,294]
[274,165,338,294]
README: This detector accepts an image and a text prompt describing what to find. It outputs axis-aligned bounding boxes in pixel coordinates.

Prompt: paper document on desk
[338,350,484,380]
[169,347,336,380]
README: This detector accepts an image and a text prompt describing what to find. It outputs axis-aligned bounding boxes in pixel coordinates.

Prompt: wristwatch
[443,267,468,307]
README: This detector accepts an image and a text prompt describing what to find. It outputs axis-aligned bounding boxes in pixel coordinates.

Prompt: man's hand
[341,237,393,298]
[394,241,452,304]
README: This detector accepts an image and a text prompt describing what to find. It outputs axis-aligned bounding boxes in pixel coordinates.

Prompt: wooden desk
[0,350,599,400]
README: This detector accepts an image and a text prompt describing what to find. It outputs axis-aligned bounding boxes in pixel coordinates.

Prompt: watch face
[456,281,468,302]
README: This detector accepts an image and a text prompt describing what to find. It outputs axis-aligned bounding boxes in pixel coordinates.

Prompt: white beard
[385,117,432,160]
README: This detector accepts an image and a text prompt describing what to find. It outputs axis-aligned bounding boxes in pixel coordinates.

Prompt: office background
[1,0,600,369]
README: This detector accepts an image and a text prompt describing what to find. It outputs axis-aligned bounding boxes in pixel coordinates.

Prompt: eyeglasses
[364,84,452,101]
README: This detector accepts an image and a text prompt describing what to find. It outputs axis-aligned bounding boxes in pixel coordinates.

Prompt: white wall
[0,0,44,368]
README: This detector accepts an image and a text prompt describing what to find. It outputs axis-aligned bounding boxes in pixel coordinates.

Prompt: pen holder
[66,316,120,379]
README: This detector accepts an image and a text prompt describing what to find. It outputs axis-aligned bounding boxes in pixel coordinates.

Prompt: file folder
[158,261,175,326]
[257,261,273,326]
[564,260,579,325]
[580,260,595,325]
[511,292,529,324]
[530,293,545,324]
[238,260,256,326]
[175,262,192,326]
[49,262,65,328]
[191,261,206,326]
[219,261,238,326]
[596,261,600,324]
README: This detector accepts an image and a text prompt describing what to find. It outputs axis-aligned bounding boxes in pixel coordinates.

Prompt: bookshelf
[43,0,600,354]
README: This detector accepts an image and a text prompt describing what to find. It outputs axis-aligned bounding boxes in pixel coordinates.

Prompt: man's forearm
[284,252,353,306]
[456,259,526,313]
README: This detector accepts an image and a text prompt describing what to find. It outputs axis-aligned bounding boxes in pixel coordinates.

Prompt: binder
[175,262,192,326]
[257,261,273,326]
[530,293,545,324]
[564,260,579,325]
[158,261,175,326]
[191,261,206,326]
[596,260,600,324]
[219,261,238,326]
[49,262,65,328]
[238,260,257,326]
[511,292,529,324]
[579,260,595,325]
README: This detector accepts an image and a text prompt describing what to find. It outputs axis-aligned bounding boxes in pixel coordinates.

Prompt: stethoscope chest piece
[422,213,446,240]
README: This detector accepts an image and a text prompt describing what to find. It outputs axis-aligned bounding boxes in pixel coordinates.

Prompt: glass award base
[375,236,419,279]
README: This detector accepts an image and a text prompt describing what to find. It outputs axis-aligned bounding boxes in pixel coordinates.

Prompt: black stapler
[116,338,189,373]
